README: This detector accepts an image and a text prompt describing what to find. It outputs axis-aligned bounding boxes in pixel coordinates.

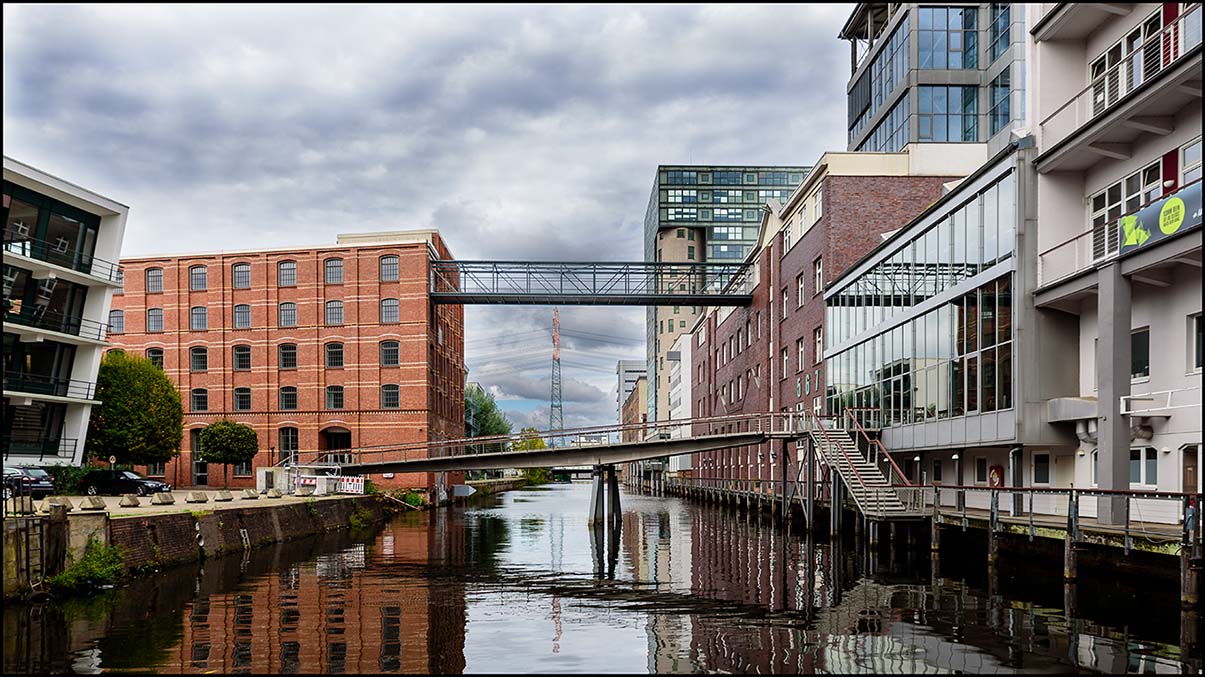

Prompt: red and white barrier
[337,476,366,495]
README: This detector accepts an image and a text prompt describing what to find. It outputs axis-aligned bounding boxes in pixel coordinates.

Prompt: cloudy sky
[3,3,852,430]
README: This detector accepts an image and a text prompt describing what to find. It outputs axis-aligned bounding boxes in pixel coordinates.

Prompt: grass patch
[47,540,124,593]
[348,506,375,531]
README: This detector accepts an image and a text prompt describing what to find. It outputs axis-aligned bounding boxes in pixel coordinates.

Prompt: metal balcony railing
[1037,178,1202,287]
[1039,7,1202,149]
[2,372,97,400]
[3,306,109,341]
[1,436,78,462]
[3,233,123,283]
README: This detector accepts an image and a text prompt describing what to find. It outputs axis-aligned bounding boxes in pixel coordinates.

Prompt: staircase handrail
[844,408,912,488]
[804,411,872,514]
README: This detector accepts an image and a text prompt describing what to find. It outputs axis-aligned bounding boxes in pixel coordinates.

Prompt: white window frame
[1191,313,1203,374]
[814,326,823,365]
[1183,137,1202,184]
[796,273,805,308]
[1129,446,1159,487]
[814,257,823,296]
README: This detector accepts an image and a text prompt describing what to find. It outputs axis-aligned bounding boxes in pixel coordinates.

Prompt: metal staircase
[805,411,925,520]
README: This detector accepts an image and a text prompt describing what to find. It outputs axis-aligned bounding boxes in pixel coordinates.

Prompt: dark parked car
[80,470,172,497]
[3,466,56,499]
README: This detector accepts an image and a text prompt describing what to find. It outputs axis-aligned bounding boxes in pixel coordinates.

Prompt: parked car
[80,470,172,497]
[3,466,56,500]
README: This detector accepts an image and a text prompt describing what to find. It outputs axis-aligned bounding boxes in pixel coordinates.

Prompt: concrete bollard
[214,490,233,502]
[296,484,315,497]
[7,497,36,514]
[241,489,259,500]
[119,494,142,508]
[152,492,176,505]
[38,496,75,513]
[79,496,107,510]
[186,491,209,504]
[267,488,283,498]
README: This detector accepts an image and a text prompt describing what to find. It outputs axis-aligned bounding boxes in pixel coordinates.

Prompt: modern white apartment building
[1030,2,1202,517]
[3,156,129,467]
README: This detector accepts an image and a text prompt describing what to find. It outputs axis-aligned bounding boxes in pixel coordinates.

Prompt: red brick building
[108,230,465,494]
[691,152,959,485]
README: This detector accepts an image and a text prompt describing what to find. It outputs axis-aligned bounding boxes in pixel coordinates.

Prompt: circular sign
[108,455,116,464]
[1159,197,1186,235]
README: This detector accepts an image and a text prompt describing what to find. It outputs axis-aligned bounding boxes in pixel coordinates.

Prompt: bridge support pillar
[606,465,621,521]
[589,466,606,525]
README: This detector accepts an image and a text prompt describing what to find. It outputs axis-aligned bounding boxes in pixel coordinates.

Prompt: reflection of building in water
[619,500,695,672]
[159,517,466,674]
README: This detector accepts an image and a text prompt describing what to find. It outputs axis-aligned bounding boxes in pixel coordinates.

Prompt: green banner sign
[1119,180,1202,254]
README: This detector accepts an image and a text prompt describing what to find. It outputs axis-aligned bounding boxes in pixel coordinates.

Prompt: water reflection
[2,483,1196,674]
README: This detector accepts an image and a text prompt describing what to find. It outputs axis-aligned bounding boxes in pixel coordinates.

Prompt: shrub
[348,506,374,530]
[44,464,93,495]
[47,540,124,592]
[402,491,426,508]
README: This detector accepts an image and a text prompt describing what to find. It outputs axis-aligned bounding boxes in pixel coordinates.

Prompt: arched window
[189,265,207,291]
[233,304,251,329]
[146,308,164,333]
[325,300,343,326]
[278,427,299,464]
[232,345,252,370]
[108,310,124,334]
[145,267,163,293]
[278,260,297,287]
[190,306,208,330]
[380,384,400,409]
[233,387,252,411]
[190,388,208,412]
[380,255,399,282]
[190,347,208,372]
[380,341,400,366]
[232,263,251,289]
[145,347,164,368]
[279,386,298,411]
[380,298,400,324]
[325,342,344,368]
[325,385,344,410]
[278,343,297,369]
[278,302,297,327]
[324,258,344,285]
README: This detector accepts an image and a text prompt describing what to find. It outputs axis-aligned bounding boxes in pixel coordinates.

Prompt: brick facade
[692,174,954,485]
[108,231,464,493]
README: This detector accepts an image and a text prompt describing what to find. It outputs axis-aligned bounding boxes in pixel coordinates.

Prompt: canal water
[3,482,1196,673]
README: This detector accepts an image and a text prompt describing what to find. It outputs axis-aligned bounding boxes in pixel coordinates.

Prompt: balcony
[1037,8,1202,173]
[3,233,123,284]
[1032,4,1134,43]
[1,436,78,462]
[3,305,109,342]
[3,372,97,401]
[1037,179,1203,290]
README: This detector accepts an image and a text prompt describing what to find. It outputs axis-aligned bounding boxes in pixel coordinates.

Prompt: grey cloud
[4,3,854,429]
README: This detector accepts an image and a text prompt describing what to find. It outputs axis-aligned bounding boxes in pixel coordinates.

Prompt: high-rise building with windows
[645,166,809,424]
[108,230,465,494]
[615,359,646,424]
[3,156,129,467]
[840,3,1029,156]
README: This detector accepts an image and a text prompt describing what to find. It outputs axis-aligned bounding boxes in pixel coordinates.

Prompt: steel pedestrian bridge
[430,260,754,306]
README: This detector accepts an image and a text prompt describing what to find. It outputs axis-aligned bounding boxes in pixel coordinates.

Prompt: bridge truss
[429,260,754,306]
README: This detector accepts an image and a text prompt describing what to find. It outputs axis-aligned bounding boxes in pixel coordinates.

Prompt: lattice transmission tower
[550,307,564,444]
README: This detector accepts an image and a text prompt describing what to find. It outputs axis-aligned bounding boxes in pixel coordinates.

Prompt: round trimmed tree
[197,419,259,488]
[86,350,184,468]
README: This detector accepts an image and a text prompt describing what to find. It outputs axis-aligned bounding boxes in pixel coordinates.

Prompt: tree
[513,428,552,484]
[197,419,259,488]
[465,383,513,480]
[86,350,184,467]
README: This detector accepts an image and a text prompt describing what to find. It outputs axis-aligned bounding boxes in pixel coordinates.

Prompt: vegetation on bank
[46,540,125,592]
